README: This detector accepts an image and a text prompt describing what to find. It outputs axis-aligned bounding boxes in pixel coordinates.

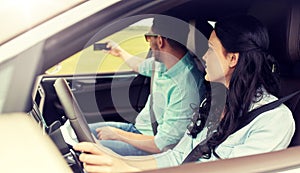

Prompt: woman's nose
[202,52,208,61]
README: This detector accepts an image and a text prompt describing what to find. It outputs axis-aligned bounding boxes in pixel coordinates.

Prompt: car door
[40,72,150,124]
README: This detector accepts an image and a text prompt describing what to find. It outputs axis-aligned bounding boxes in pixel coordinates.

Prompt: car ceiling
[163,0,253,21]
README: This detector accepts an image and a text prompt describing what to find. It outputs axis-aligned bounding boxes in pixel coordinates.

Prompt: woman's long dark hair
[204,15,280,158]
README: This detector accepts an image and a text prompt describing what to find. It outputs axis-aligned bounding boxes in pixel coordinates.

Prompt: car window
[46,18,153,75]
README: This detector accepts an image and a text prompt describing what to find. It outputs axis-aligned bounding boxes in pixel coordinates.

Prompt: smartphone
[93,43,110,51]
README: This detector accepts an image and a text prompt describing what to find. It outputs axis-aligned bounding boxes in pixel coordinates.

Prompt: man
[89,15,206,156]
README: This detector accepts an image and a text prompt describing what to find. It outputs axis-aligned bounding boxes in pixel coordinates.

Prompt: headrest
[285,0,300,62]
[249,0,300,63]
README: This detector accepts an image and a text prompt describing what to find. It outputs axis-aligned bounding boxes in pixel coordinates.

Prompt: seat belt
[182,90,300,163]
[150,54,158,135]
[236,90,300,132]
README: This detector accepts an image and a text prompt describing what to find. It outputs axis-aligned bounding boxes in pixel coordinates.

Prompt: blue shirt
[155,90,295,168]
[135,52,206,151]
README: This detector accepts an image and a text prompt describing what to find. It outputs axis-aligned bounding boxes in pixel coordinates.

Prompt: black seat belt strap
[236,90,300,132]
[183,90,300,163]
[150,58,158,135]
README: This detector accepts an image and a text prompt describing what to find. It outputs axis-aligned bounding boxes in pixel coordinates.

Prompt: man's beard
[152,42,162,62]
[153,50,162,62]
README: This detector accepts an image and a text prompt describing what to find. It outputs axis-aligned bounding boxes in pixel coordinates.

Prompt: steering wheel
[54,78,95,143]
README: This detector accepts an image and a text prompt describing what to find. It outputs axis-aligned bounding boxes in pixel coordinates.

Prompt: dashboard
[29,83,48,132]
[29,76,84,173]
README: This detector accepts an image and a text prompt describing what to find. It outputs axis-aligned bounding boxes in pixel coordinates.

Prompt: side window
[46,18,153,75]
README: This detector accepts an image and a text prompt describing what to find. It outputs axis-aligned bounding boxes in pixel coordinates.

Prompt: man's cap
[151,15,190,46]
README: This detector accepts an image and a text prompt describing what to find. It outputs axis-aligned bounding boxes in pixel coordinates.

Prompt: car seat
[249,0,300,147]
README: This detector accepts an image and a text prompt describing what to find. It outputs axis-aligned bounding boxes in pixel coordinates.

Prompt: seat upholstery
[249,0,300,147]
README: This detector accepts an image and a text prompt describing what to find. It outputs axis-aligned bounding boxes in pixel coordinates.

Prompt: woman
[73,15,295,172]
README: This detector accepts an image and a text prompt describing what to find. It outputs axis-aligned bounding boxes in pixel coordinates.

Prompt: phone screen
[93,43,110,51]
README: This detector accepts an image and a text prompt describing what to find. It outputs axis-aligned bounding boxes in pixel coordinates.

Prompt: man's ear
[228,53,239,68]
[157,36,164,48]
